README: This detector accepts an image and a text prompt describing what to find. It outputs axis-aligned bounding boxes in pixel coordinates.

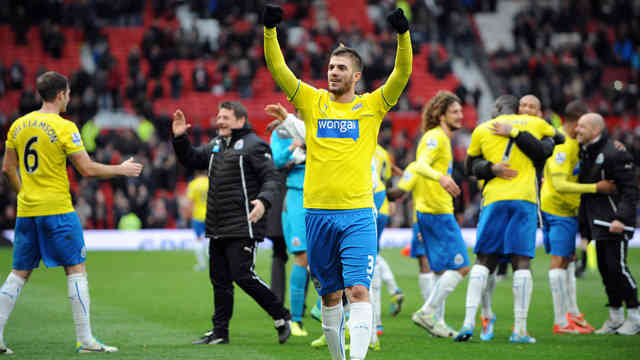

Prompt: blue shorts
[475,200,537,258]
[13,212,86,270]
[192,219,206,237]
[373,190,386,211]
[283,188,306,253]
[376,213,389,246]
[542,212,578,258]
[417,212,469,273]
[306,208,377,296]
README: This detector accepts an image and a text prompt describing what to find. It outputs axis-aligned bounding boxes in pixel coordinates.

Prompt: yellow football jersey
[467,114,556,206]
[414,126,454,214]
[540,128,594,217]
[373,145,392,193]
[290,84,391,209]
[187,176,209,222]
[379,196,390,216]
[5,111,85,217]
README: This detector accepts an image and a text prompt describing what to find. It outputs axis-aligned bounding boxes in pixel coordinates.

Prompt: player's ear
[353,71,362,83]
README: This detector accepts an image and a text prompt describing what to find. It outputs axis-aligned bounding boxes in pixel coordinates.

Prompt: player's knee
[511,255,531,271]
[346,284,369,303]
[323,291,343,306]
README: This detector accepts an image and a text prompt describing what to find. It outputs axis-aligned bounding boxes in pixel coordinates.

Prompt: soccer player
[187,171,209,271]
[455,95,557,344]
[263,4,412,359]
[407,91,470,338]
[0,71,143,355]
[267,102,310,337]
[540,101,613,334]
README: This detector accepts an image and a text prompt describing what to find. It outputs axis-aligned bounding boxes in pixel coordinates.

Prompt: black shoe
[275,319,291,344]
[192,330,229,345]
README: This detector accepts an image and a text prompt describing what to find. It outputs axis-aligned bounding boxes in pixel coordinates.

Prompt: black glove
[263,4,283,28]
[387,8,409,34]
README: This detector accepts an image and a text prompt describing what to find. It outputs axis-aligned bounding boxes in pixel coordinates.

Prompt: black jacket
[578,131,638,238]
[172,124,280,241]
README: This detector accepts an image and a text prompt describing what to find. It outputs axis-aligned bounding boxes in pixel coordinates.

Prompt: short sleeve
[61,122,85,155]
[548,145,573,176]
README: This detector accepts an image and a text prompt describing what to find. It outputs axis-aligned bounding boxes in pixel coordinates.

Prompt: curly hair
[421,91,461,133]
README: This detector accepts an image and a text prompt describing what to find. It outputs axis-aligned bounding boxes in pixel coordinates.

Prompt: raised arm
[263,5,300,99]
[379,9,412,107]
[69,152,143,178]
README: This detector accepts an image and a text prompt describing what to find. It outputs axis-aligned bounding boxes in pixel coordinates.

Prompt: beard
[328,78,353,97]
[444,120,462,131]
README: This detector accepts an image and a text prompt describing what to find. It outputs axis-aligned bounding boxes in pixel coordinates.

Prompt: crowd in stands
[1,0,638,232]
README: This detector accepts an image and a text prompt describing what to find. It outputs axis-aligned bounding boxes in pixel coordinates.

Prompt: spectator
[192,61,210,92]
[169,64,184,99]
[8,62,25,90]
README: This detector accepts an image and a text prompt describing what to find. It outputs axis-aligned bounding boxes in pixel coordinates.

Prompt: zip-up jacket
[172,124,280,241]
[578,130,638,238]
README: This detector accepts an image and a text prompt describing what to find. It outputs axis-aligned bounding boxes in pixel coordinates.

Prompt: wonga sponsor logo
[317,119,359,141]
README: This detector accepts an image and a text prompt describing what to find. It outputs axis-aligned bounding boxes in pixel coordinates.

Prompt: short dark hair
[564,100,589,122]
[492,94,519,118]
[330,45,363,72]
[219,101,248,121]
[36,71,68,102]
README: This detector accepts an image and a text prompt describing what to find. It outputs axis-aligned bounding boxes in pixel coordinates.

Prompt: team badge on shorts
[292,237,300,247]
[454,253,463,265]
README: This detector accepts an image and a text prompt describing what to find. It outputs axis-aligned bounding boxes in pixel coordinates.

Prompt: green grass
[1,246,639,359]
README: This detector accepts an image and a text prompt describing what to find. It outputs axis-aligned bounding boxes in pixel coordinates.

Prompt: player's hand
[596,180,616,194]
[489,121,513,137]
[248,199,266,223]
[266,118,282,133]
[491,162,518,179]
[265,103,289,121]
[172,109,191,137]
[388,201,397,216]
[609,220,625,233]
[289,139,303,151]
[120,157,143,177]
[387,8,409,34]
[263,4,283,28]
[439,175,461,197]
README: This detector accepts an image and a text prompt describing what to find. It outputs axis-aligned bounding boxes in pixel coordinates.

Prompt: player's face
[216,108,245,137]
[575,117,594,144]
[519,96,542,117]
[327,56,358,96]
[441,101,463,131]
[565,120,578,139]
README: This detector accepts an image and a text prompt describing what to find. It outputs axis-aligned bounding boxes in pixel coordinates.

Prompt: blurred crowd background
[1,0,639,233]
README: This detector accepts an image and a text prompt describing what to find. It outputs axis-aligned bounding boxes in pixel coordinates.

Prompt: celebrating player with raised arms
[263,4,412,360]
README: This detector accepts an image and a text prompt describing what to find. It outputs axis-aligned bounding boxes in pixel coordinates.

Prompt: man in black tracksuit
[576,112,640,335]
[171,101,292,345]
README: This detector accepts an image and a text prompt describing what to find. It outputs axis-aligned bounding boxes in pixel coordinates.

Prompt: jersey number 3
[24,136,39,173]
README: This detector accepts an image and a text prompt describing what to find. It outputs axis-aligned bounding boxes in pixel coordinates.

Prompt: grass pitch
[1,245,639,359]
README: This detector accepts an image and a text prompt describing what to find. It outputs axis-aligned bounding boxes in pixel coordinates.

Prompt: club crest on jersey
[72,132,83,147]
[596,153,604,164]
[234,139,244,150]
[317,119,359,141]
[212,144,220,153]
[426,138,438,149]
[555,152,566,164]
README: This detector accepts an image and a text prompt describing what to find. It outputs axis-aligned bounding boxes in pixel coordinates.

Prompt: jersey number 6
[24,136,39,173]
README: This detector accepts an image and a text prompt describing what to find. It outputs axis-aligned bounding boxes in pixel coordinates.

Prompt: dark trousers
[209,237,290,339]
[595,238,639,308]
